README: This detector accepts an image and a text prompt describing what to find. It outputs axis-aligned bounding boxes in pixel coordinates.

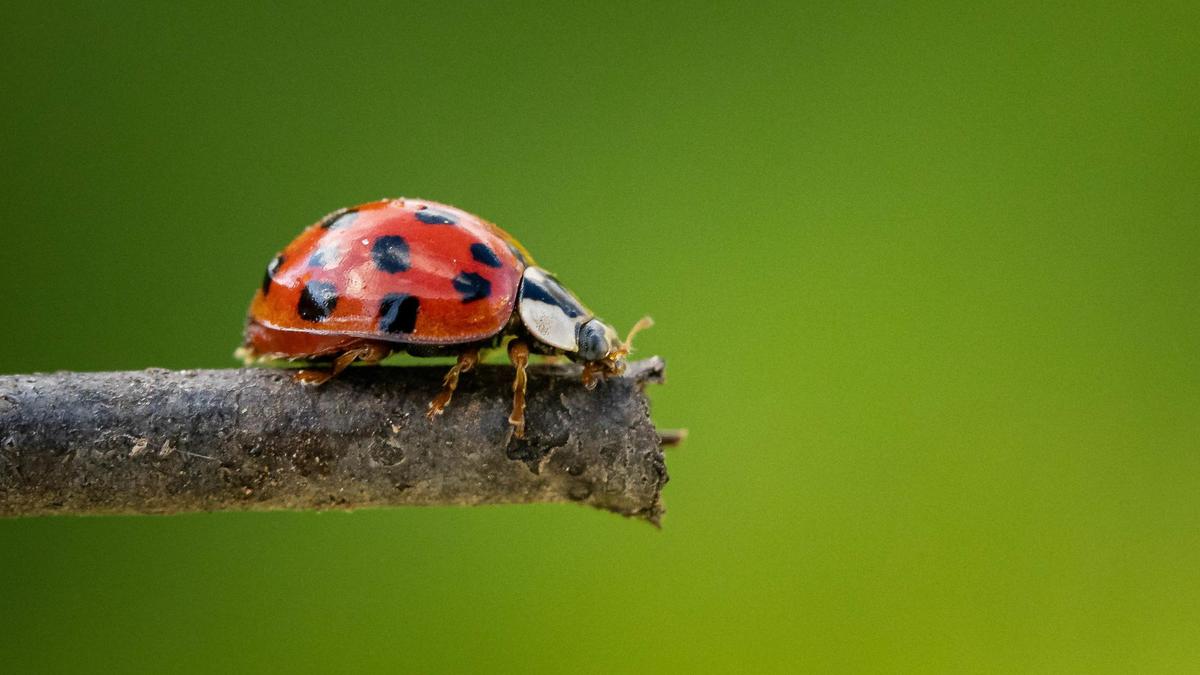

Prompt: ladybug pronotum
[238,198,651,438]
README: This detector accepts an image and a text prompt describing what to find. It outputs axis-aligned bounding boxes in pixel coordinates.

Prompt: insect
[238,198,650,438]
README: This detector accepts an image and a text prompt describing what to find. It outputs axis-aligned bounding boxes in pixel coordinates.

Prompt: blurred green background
[1,2,1197,672]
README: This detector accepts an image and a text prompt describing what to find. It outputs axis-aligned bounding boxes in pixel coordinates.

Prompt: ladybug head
[577,318,617,362]
[579,315,653,376]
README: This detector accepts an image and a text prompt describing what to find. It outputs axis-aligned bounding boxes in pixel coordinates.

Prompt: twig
[0,358,670,524]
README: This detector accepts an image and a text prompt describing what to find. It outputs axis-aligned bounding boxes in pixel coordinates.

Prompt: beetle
[238,197,650,437]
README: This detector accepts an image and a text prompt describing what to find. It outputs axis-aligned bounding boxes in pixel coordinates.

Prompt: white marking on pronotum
[517,267,591,352]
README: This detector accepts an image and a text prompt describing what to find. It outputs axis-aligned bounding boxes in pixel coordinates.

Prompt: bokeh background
[1,2,1197,672]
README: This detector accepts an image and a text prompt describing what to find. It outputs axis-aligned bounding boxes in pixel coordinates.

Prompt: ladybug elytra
[238,198,650,437]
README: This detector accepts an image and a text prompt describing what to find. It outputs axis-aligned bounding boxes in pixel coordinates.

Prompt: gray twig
[0,358,670,524]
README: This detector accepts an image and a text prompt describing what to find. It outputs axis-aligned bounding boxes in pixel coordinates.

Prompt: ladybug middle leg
[294,342,391,386]
[507,339,530,438]
[427,347,480,419]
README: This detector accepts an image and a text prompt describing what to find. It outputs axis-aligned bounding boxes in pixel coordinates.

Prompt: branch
[0,358,670,524]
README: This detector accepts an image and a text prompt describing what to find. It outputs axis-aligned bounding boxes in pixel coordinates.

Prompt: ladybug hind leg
[426,347,480,419]
[295,343,392,386]
[507,339,530,439]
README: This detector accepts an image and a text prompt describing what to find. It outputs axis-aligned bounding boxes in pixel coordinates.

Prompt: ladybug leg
[581,362,605,390]
[426,348,480,419]
[294,343,390,386]
[507,339,530,439]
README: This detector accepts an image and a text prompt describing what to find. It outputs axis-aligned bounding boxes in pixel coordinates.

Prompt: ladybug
[238,198,651,438]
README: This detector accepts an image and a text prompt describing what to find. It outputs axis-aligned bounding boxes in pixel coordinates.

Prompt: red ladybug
[238,198,650,437]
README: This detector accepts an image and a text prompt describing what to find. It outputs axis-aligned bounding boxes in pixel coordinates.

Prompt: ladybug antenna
[616,315,654,357]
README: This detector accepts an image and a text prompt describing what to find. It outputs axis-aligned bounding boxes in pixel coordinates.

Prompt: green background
[2,2,1197,672]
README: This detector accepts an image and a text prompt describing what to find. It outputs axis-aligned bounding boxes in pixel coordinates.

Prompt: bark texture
[0,358,668,523]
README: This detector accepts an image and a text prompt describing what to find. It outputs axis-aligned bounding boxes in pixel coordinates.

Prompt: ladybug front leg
[295,343,391,386]
[507,339,530,438]
[426,348,480,420]
[581,362,605,390]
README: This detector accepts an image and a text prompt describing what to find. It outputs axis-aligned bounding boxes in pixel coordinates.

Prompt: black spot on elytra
[307,243,341,269]
[453,272,491,303]
[298,280,338,322]
[262,255,283,295]
[470,242,502,268]
[320,209,359,230]
[371,235,411,273]
[415,207,457,225]
[379,294,419,334]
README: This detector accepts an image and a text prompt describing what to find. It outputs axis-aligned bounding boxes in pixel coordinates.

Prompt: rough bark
[0,358,668,524]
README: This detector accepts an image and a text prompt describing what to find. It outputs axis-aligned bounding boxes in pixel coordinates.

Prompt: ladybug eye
[577,320,610,361]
